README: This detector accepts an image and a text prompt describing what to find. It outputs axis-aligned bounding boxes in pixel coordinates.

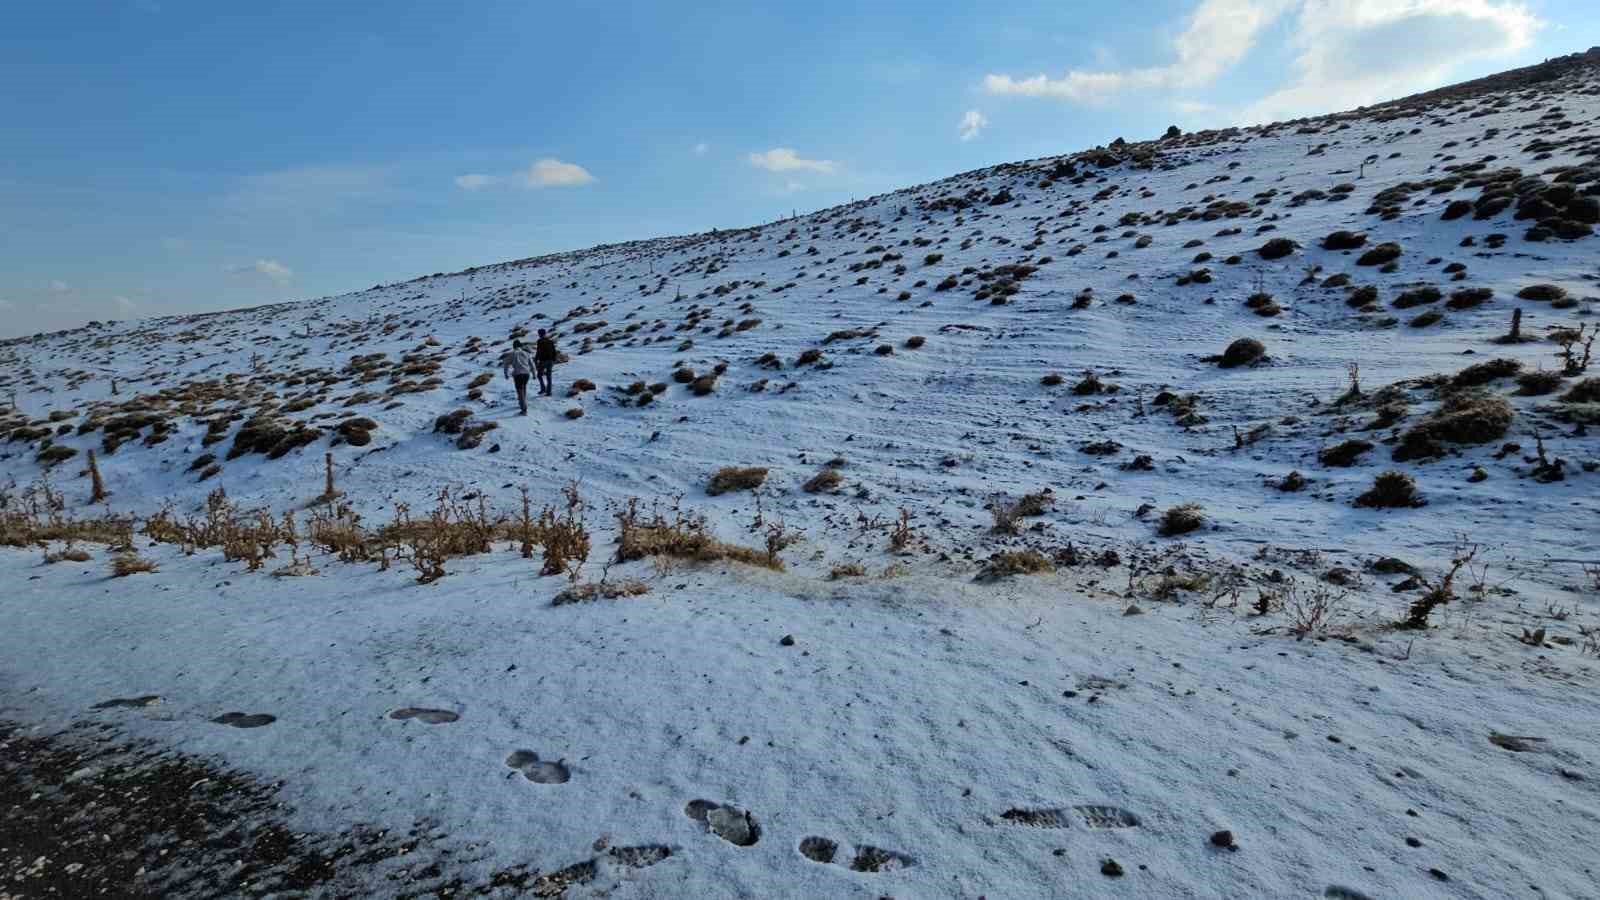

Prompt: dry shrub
[0,482,134,549]
[1516,370,1563,396]
[1318,440,1373,467]
[568,378,597,396]
[565,407,585,419]
[1355,470,1425,508]
[380,487,501,583]
[829,562,868,579]
[888,508,915,553]
[1040,373,1065,386]
[36,444,77,466]
[44,547,92,564]
[1013,490,1054,517]
[1392,286,1441,309]
[802,467,843,493]
[991,491,1052,533]
[335,417,376,447]
[904,336,926,349]
[707,466,768,496]
[1279,579,1348,639]
[308,503,372,562]
[529,483,590,581]
[673,368,697,384]
[1158,503,1204,536]
[1398,545,1474,629]
[1395,391,1513,459]
[222,510,288,571]
[1516,284,1567,302]
[690,374,718,396]
[614,499,781,571]
[978,549,1053,580]
[1218,338,1265,368]
[110,552,157,577]
[1451,358,1521,388]
[1563,377,1600,403]
[1446,287,1493,309]
[456,420,498,450]
[433,409,473,434]
[1356,242,1402,266]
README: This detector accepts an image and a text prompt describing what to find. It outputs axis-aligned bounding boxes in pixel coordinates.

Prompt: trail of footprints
[1001,804,1142,830]
[89,695,1181,890]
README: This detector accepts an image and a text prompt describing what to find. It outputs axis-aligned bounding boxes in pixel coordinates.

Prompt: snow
[3,62,1600,898]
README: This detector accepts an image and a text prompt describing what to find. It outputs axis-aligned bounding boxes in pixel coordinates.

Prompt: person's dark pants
[512,373,531,413]
[535,362,554,396]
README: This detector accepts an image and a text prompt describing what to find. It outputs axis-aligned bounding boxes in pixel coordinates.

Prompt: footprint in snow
[799,835,915,872]
[505,750,571,784]
[212,712,276,728]
[685,799,760,846]
[1001,805,1141,829]
[92,695,162,709]
[389,707,459,724]
[530,845,673,895]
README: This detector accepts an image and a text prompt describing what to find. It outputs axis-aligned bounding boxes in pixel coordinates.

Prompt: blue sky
[3,0,1596,337]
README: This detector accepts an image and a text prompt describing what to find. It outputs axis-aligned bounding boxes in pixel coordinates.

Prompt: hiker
[534,328,559,397]
[499,340,535,414]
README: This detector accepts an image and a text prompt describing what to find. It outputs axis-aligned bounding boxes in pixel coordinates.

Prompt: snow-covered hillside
[3,53,1600,899]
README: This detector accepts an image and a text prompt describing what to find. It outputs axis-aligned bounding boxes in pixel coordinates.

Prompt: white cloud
[984,0,1540,120]
[48,279,72,293]
[455,158,595,191]
[1240,0,1541,123]
[0,299,15,312]
[959,109,989,141]
[521,158,595,188]
[454,173,496,191]
[113,296,136,313]
[747,148,837,174]
[693,142,710,156]
[986,0,1294,103]
[231,259,293,285]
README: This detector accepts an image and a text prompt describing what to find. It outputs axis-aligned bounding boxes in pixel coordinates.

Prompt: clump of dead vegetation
[707,466,768,496]
[802,465,844,494]
[989,490,1054,534]
[1215,338,1265,368]
[383,487,502,583]
[1394,390,1513,460]
[976,549,1053,580]
[110,551,158,577]
[1157,503,1205,536]
[1355,470,1425,508]
[0,482,134,549]
[614,499,783,571]
[1397,543,1476,629]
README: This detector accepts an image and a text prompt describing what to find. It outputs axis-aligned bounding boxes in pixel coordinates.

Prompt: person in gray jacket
[499,340,535,415]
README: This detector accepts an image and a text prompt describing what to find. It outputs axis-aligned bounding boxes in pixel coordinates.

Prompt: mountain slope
[2,56,1599,899]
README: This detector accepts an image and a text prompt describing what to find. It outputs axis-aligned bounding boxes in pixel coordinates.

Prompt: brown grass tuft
[110,552,157,577]
[614,499,782,571]
[707,466,768,496]
[1355,470,1425,508]
[1158,503,1205,536]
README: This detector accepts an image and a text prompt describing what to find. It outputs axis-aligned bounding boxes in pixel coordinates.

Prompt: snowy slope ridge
[2,57,1600,899]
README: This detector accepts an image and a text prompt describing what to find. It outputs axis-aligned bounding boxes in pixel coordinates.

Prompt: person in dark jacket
[499,340,535,414]
[534,329,559,397]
